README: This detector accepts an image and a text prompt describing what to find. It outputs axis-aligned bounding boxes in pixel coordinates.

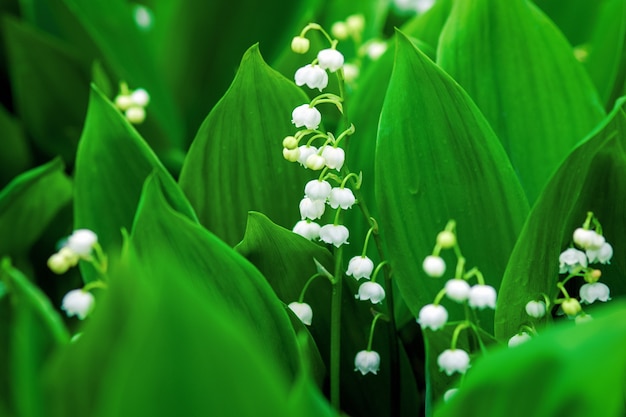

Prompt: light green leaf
[179,44,314,246]
[0,158,72,256]
[376,31,528,328]
[437,0,605,202]
[495,98,626,339]
[436,302,626,417]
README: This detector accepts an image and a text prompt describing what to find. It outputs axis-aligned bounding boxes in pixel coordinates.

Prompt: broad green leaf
[74,85,196,278]
[437,0,605,202]
[1,259,68,417]
[179,44,315,246]
[131,174,301,379]
[0,104,33,188]
[532,0,604,46]
[436,301,626,417]
[0,158,71,256]
[495,98,626,339]
[376,31,529,329]
[3,15,90,163]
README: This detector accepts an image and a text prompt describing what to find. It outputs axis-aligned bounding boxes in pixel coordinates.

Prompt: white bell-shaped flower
[297,145,318,166]
[292,104,321,129]
[319,224,349,247]
[321,146,345,170]
[423,255,445,277]
[579,282,611,304]
[66,229,98,257]
[294,64,328,91]
[346,256,374,280]
[573,228,605,250]
[317,48,345,72]
[444,279,470,303]
[304,179,332,201]
[288,302,313,325]
[356,281,385,304]
[417,304,448,331]
[508,332,531,347]
[299,197,325,220]
[559,248,588,273]
[305,154,326,170]
[525,300,546,318]
[61,289,95,320]
[586,242,613,264]
[468,284,497,310]
[437,349,470,376]
[328,187,356,210]
[292,220,321,240]
[354,350,380,375]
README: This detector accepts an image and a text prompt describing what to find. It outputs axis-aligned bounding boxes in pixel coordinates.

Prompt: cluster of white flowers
[114,84,150,124]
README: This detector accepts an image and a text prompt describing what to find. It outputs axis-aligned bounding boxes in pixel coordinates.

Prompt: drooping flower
[561,298,582,316]
[297,145,318,166]
[288,302,313,326]
[292,220,321,240]
[525,300,546,318]
[354,350,380,375]
[304,179,332,201]
[299,197,325,220]
[356,281,386,304]
[292,104,321,129]
[321,146,345,170]
[130,88,150,106]
[422,255,445,277]
[294,64,328,91]
[437,349,470,376]
[586,242,613,264]
[579,282,611,304]
[573,228,605,250]
[328,187,356,210]
[291,36,310,54]
[66,229,98,257]
[444,279,470,303]
[317,48,344,72]
[508,332,531,347]
[417,304,448,331]
[282,147,300,162]
[125,106,146,124]
[61,289,95,320]
[558,248,587,274]
[319,224,349,247]
[305,153,326,170]
[468,284,497,310]
[346,256,374,280]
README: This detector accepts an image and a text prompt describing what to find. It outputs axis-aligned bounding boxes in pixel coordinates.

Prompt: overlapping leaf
[179,44,315,246]
[0,104,33,188]
[437,0,605,202]
[495,98,626,339]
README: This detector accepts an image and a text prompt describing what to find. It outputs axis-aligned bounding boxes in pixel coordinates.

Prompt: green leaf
[376,31,528,328]
[2,15,90,163]
[0,104,33,189]
[495,98,626,339]
[130,173,301,379]
[179,44,315,246]
[437,0,605,202]
[0,158,72,256]
[1,258,69,417]
[74,84,196,277]
[436,301,626,417]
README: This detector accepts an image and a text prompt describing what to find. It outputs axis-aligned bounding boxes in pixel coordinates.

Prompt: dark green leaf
[437,0,605,202]
[0,104,33,188]
[179,44,315,246]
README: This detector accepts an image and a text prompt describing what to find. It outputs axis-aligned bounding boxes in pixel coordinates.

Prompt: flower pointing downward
[292,104,321,129]
[61,289,95,320]
[356,281,385,304]
[288,302,313,326]
[346,256,374,280]
[354,350,380,375]
[294,64,328,91]
[319,224,349,247]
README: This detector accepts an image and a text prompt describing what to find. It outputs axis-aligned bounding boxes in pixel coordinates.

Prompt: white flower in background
[525,300,546,318]
[61,289,95,320]
[282,147,300,162]
[299,197,325,220]
[356,281,386,304]
[342,63,360,83]
[292,104,321,129]
[288,302,313,325]
[297,145,318,166]
[354,350,380,375]
[132,4,154,30]
[125,106,146,124]
[365,40,388,60]
[328,187,356,210]
[331,21,349,40]
[346,256,374,280]
[130,88,150,107]
[468,284,497,310]
[291,36,310,54]
[572,228,605,250]
[66,229,98,257]
[321,146,345,170]
[586,242,613,264]
[575,313,593,324]
[292,220,321,240]
[579,282,611,304]
[346,14,365,34]
[294,64,329,91]
[319,224,349,247]
[282,136,298,149]
[508,332,531,347]
[422,255,445,277]
[558,248,587,274]
[305,153,326,170]
[317,49,345,72]
[417,304,448,331]
[305,179,332,201]
[437,349,470,376]
[444,279,470,303]
[443,388,459,403]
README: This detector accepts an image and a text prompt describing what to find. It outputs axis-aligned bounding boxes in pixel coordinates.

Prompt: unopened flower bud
[283,147,300,162]
[47,253,70,274]
[305,154,326,170]
[125,106,146,124]
[584,268,602,283]
[331,21,349,40]
[114,94,133,110]
[346,14,365,34]
[130,88,150,107]
[561,298,581,316]
[508,332,531,347]
[525,300,546,318]
[288,302,313,325]
[297,145,318,166]
[422,255,445,277]
[282,136,298,149]
[291,36,310,54]
[436,231,456,248]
